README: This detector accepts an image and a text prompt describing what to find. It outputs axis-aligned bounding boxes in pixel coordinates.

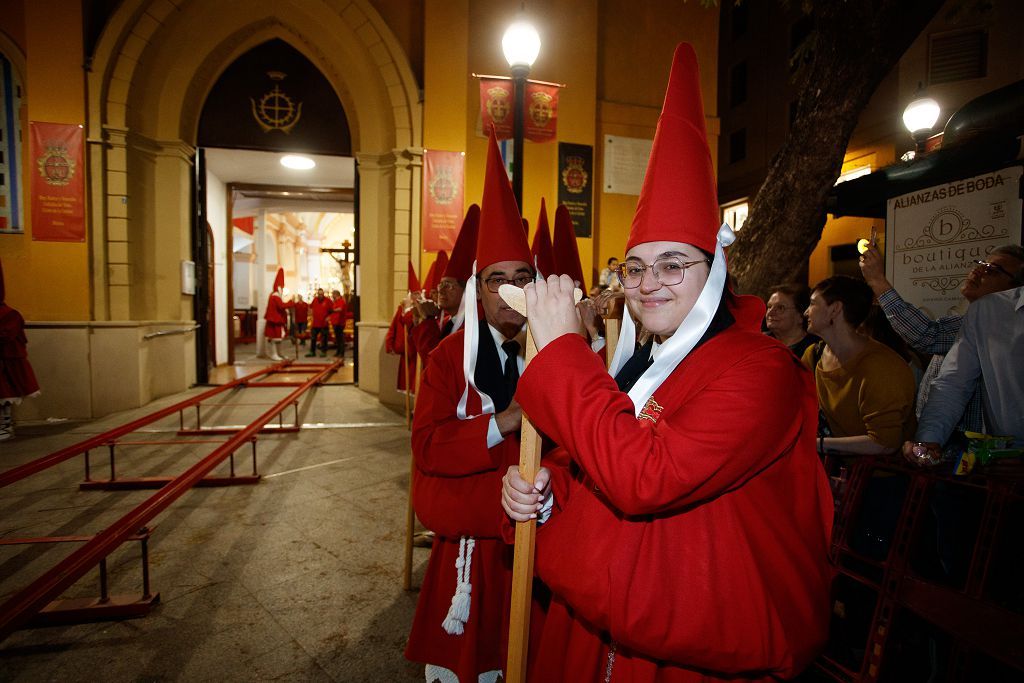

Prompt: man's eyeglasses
[483,275,534,294]
[617,258,709,289]
[972,260,1013,279]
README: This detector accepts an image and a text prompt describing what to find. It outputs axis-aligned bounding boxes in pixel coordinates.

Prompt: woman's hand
[524,275,585,351]
[502,465,551,521]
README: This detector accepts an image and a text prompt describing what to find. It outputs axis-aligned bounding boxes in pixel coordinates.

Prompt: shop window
[0,51,23,234]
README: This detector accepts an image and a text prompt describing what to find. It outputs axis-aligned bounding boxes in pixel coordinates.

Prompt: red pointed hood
[273,268,285,292]
[553,204,586,289]
[444,204,480,282]
[423,250,448,292]
[531,198,556,278]
[476,127,532,273]
[407,260,420,293]
[626,43,719,255]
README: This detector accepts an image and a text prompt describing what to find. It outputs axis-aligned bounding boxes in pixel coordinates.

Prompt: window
[722,200,749,231]
[729,129,746,164]
[929,29,987,85]
[730,62,747,108]
[0,51,23,234]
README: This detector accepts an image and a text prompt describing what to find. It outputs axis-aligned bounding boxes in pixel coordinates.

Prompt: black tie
[440,318,454,339]
[502,340,521,396]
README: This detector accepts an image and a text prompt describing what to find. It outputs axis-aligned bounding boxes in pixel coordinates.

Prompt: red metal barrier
[0,359,340,641]
[0,362,290,489]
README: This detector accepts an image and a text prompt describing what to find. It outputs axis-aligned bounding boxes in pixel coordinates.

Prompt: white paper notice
[885,166,1023,319]
[603,135,653,196]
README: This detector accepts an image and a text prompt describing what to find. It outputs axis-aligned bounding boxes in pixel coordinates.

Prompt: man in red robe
[263,268,288,361]
[306,288,333,358]
[502,44,833,682]
[292,294,309,346]
[0,258,40,441]
[410,205,480,369]
[405,128,536,682]
[329,289,348,363]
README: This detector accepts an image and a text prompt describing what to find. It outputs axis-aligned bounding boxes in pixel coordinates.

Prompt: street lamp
[902,95,940,155]
[502,19,541,211]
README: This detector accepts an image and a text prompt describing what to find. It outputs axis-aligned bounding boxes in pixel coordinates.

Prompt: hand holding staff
[498,276,582,682]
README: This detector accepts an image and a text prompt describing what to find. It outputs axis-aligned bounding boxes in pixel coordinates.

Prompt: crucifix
[320,240,355,297]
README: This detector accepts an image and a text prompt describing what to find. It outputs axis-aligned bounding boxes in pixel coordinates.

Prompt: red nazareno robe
[263,292,288,339]
[515,327,833,682]
[385,306,419,392]
[405,327,522,679]
[0,304,40,401]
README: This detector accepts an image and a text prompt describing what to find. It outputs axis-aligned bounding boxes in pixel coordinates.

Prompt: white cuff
[590,336,606,352]
[537,491,555,524]
[486,416,504,448]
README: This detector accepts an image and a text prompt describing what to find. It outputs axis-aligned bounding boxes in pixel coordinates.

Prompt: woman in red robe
[502,44,833,682]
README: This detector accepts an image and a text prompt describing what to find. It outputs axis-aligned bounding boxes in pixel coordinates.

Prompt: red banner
[233,216,255,234]
[479,78,514,139]
[422,149,465,253]
[30,122,86,242]
[524,82,558,142]
[479,78,559,142]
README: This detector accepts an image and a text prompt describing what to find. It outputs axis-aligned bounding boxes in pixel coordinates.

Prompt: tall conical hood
[476,127,532,273]
[407,260,420,293]
[423,250,448,293]
[444,204,480,282]
[530,198,556,278]
[553,204,586,288]
[626,43,719,255]
[273,268,285,292]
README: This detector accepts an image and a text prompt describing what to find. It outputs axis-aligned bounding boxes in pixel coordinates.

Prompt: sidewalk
[0,384,426,682]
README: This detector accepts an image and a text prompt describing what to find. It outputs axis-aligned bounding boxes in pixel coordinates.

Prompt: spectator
[597,256,622,291]
[860,243,1024,433]
[765,283,817,358]
[803,275,917,560]
[306,288,332,358]
[0,259,41,441]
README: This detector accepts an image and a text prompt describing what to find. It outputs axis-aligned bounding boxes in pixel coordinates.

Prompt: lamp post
[902,94,940,156]
[502,19,541,212]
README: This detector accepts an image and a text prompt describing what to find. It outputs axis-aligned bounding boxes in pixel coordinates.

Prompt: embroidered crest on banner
[486,87,511,125]
[429,166,457,205]
[561,155,589,194]
[637,396,664,424]
[251,71,303,134]
[36,144,75,186]
[528,90,554,127]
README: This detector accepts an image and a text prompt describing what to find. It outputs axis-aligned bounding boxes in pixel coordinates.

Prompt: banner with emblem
[30,122,86,242]
[524,82,558,143]
[479,78,515,139]
[558,143,593,238]
[422,149,466,253]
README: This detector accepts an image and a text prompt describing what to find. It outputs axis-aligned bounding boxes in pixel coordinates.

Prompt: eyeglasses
[972,260,1013,279]
[617,258,709,289]
[437,280,463,292]
[483,275,534,293]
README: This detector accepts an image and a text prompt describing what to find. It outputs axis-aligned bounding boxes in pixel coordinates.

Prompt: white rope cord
[442,536,476,635]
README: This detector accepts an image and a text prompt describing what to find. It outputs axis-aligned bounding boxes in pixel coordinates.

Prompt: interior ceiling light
[280,155,316,170]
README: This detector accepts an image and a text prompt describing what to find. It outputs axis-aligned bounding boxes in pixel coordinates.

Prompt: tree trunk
[728,0,946,299]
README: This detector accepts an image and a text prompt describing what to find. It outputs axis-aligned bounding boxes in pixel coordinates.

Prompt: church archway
[87,0,422,395]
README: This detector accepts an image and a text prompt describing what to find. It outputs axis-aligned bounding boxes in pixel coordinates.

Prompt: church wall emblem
[251,71,303,134]
[36,144,76,186]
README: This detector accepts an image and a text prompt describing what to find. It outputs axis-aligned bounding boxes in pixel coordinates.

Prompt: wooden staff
[403,322,412,428]
[402,321,419,591]
[501,284,582,683]
[604,316,620,370]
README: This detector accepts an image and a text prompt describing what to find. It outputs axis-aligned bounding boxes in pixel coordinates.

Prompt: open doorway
[203,148,357,384]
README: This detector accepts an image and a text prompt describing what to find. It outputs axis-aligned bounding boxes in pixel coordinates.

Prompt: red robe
[328,296,347,327]
[263,292,288,339]
[0,304,40,401]
[309,296,333,328]
[385,306,418,392]
[515,329,833,682]
[293,300,309,325]
[405,328,522,679]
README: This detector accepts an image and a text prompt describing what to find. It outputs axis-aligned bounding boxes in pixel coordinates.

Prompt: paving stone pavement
[0,384,431,682]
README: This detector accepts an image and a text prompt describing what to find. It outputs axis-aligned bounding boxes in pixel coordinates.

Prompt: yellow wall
[420,0,718,289]
[0,0,89,320]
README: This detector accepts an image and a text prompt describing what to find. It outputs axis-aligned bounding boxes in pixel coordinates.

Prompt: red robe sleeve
[409,317,442,363]
[519,333,805,517]
[384,307,404,355]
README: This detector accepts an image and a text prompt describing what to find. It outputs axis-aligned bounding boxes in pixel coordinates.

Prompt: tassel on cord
[442,536,476,635]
